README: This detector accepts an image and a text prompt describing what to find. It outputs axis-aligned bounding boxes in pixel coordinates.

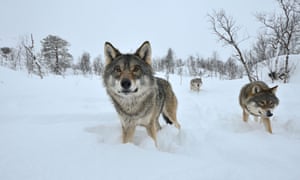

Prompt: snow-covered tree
[79,52,91,75]
[41,35,73,75]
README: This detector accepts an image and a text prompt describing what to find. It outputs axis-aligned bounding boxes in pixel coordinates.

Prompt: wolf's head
[246,85,279,118]
[103,41,155,96]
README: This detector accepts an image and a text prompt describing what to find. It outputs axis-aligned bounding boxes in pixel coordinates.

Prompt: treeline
[0,34,105,78]
[0,34,244,80]
[0,31,298,81]
[152,49,244,80]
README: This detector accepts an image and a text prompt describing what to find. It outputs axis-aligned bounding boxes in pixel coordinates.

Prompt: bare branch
[208,10,255,82]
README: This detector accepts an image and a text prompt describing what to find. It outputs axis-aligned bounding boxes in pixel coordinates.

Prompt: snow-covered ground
[1,66,300,180]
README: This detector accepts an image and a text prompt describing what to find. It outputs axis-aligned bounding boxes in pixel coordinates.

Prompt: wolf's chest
[117,97,154,126]
[114,94,154,116]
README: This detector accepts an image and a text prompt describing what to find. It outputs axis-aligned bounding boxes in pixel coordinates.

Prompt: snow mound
[1,66,300,180]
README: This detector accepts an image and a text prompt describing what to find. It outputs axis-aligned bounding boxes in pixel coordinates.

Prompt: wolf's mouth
[119,88,138,94]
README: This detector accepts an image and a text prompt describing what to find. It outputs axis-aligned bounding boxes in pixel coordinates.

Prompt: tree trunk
[55,48,60,75]
[234,44,254,82]
[284,49,289,83]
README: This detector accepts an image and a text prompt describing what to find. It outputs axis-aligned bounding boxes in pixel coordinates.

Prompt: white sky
[0,0,277,60]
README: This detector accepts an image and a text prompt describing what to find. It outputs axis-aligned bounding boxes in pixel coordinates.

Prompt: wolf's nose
[121,79,131,89]
[266,110,273,117]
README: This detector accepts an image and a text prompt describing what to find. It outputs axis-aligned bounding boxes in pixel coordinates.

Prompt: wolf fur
[239,81,279,133]
[190,78,202,92]
[103,41,181,146]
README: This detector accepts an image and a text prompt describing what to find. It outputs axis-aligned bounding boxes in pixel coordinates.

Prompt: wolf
[190,78,202,92]
[103,41,181,146]
[239,81,279,133]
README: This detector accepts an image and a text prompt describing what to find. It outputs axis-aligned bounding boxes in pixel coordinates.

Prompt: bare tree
[187,55,197,76]
[92,55,104,76]
[252,33,270,62]
[256,0,300,83]
[0,47,12,66]
[0,47,12,58]
[175,58,185,84]
[0,47,19,69]
[208,10,254,82]
[22,34,43,78]
[224,57,240,80]
[164,48,175,81]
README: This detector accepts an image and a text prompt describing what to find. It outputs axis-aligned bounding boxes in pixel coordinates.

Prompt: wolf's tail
[162,113,173,125]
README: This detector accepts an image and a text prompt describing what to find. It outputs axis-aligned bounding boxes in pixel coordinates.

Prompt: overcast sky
[0,0,277,60]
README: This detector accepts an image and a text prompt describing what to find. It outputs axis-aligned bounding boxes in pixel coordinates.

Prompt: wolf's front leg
[146,120,160,147]
[122,125,136,143]
[262,118,272,134]
[242,109,249,122]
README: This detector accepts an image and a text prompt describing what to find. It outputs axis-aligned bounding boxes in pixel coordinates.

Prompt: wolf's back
[155,77,178,125]
[155,77,176,100]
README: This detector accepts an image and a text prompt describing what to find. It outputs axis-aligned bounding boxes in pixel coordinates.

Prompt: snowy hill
[0,66,300,180]
[288,55,300,83]
[256,54,300,84]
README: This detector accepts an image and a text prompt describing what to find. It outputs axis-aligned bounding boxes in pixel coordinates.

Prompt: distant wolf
[190,78,202,92]
[103,41,181,146]
[239,81,279,133]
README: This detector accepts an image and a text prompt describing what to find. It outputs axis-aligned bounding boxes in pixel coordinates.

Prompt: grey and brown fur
[239,81,279,133]
[103,41,181,146]
[190,78,202,92]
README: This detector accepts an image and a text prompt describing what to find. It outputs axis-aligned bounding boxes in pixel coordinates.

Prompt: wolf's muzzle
[119,78,138,94]
[266,110,273,117]
[121,78,131,90]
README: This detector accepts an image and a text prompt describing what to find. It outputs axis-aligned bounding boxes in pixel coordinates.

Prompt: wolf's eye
[259,101,265,106]
[114,66,121,73]
[132,65,140,73]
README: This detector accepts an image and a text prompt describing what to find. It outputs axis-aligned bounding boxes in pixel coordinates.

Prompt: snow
[1,64,300,180]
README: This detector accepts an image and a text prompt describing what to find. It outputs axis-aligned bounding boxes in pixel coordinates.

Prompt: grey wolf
[103,41,181,146]
[239,81,279,133]
[190,78,202,92]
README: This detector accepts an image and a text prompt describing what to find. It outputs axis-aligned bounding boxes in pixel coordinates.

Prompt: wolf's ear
[252,85,261,94]
[104,42,121,65]
[135,41,151,65]
[270,85,278,94]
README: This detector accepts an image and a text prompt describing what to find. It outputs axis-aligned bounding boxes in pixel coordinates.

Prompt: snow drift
[1,57,300,179]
